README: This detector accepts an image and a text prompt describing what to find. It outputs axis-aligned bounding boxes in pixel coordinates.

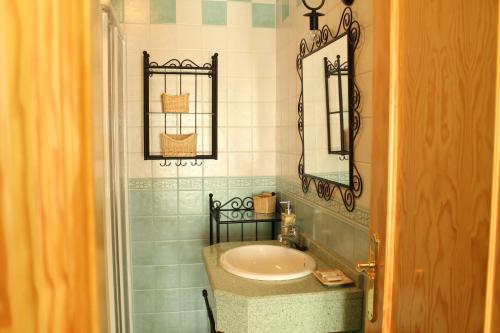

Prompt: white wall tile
[252,102,276,127]
[177,25,202,50]
[202,25,228,52]
[227,1,252,28]
[177,0,202,25]
[227,102,252,127]
[152,161,178,178]
[228,152,252,176]
[252,77,276,102]
[125,24,150,50]
[150,25,178,50]
[252,152,276,176]
[227,127,252,152]
[253,127,276,152]
[128,127,144,153]
[203,153,228,177]
[128,153,152,178]
[124,0,150,23]
[227,77,252,102]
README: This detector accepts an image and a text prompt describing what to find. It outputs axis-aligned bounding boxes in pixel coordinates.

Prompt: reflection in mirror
[325,53,350,155]
[303,34,350,185]
[297,7,362,212]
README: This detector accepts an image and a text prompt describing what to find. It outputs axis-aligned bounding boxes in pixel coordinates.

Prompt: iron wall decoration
[143,51,218,167]
[297,7,362,212]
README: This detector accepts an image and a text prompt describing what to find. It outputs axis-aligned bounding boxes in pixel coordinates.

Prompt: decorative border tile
[203,177,228,190]
[277,177,370,228]
[228,177,253,188]
[252,176,276,187]
[152,178,178,190]
[179,178,203,190]
[129,179,153,190]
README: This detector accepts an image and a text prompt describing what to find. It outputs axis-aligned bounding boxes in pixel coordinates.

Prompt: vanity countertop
[203,241,364,333]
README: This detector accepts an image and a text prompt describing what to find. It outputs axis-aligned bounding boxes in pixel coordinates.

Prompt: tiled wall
[123,0,278,332]
[128,176,275,332]
[275,1,373,268]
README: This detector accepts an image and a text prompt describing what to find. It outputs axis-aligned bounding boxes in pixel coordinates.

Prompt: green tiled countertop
[203,241,363,333]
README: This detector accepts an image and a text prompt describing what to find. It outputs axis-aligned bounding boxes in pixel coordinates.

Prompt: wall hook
[175,160,187,167]
[191,159,203,166]
[160,160,171,167]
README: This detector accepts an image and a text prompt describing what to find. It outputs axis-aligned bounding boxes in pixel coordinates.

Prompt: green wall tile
[153,217,179,240]
[152,241,179,265]
[179,240,207,263]
[135,313,181,333]
[151,0,176,24]
[180,288,207,311]
[202,0,227,26]
[129,190,153,217]
[282,0,289,22]
[131,217,155,241]
[252,3,276,28]
[178,191,203,215]
[132,242,154,265]
[133,314,154,333]
[128,176,280,332]
[178,215,208,240]
[153,190,178,216]
[156,265,181,289]
[133,266,155,289]
[152,313,180,333]
[155,289,180,312]
[181,264,209,287]
[180,310,210,333]
[134,290,155,313]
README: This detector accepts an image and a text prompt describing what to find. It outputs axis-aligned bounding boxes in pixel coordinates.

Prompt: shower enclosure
[96,5,132,333]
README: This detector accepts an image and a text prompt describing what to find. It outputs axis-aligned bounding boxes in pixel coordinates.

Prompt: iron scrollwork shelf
[208,194,280,245]
[143,52,218,167]
[297,7,363,212]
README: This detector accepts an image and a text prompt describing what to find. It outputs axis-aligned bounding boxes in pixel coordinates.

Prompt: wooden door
[0,1,101,332]
[367,1,499,332]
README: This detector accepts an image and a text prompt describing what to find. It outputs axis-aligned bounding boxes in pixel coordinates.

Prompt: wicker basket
[161,93,189,113]
[160,133,197,157]
[253,192,276,214]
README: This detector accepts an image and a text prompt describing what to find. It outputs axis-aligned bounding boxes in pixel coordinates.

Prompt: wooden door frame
[484,3,500,331]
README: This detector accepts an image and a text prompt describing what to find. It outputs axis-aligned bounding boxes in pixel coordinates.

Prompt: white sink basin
[219,244,316,281]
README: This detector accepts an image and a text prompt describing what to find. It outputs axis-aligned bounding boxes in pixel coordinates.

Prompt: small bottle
[280,201,296,226]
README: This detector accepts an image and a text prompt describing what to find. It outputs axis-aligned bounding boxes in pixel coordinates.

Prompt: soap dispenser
[279,201,296,246]
[280,201,296,226]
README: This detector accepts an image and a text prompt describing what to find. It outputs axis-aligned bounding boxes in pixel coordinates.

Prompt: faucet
[278,225,307,251]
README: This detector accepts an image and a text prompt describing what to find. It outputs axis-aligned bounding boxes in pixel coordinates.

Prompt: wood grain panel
[365,1,391,332]
[484,4,500,330]
[391,0,497,332]
[0,1,100,332]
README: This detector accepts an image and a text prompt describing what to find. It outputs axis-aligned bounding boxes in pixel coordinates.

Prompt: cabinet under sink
[202,241,364,333]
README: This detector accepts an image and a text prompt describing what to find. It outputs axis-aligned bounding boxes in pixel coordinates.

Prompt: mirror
[303,34,350,184]
[297,7,362,211]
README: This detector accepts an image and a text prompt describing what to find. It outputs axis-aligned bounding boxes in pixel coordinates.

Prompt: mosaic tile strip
[179,178,203,191]
[228,177,253,188]
[129,179,153,190]
[203,177,228,190]
[277,177,370,228]
[152,178,178,190]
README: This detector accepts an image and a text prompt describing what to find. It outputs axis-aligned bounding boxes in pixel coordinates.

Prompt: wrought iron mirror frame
[297,7,362,212]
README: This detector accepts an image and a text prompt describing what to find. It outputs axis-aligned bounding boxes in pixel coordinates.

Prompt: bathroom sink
[219,244,316,281]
